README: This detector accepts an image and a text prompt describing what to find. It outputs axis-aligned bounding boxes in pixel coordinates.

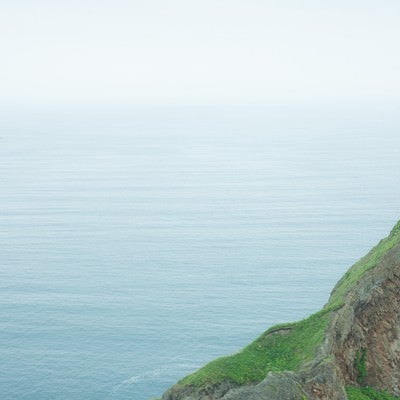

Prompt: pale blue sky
[1,1,399,106]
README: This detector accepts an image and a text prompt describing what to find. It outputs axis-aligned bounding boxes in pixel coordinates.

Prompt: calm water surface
[0,105,399,399]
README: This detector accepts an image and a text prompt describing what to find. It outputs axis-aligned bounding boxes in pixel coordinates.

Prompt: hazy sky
[1,1,400,106]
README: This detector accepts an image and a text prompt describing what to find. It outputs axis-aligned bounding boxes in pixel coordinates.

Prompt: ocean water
[0,105,399,400]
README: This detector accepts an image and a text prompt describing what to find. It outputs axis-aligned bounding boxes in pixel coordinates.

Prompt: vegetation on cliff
[328,220,400,308]
[162,220,400,400]
[180,309,331,387]
[346,386,399,400]
[174,221,400,391]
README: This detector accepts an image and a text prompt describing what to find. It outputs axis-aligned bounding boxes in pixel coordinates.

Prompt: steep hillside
[159,221,400,400]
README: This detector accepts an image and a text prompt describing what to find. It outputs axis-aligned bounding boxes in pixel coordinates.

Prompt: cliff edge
[159,220,400,400]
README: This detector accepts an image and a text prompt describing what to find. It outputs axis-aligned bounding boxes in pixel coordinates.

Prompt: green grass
[174,220,400,391]
[328,220,400,308]
[355,348,367,385]
[346,386,400,400]
[180,308,331,387]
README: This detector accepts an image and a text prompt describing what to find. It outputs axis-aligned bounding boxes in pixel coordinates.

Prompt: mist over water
[1,105,399,400]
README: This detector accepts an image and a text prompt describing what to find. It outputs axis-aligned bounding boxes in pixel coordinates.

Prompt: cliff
[159,220,400,400]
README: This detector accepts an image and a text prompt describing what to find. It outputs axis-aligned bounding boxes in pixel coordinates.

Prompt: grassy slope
[177,220,400,389]
[180,309,331,386]
[346,387,400,400]
[328,220,400,308]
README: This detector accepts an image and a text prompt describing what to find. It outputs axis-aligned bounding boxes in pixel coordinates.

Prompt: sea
[0,104,399,400]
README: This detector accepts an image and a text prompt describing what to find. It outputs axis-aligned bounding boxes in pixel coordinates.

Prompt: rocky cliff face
[160,222,400,400]
[331,243,400,396]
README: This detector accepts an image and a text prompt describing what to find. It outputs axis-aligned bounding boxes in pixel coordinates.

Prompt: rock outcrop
[160,221,400,400]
